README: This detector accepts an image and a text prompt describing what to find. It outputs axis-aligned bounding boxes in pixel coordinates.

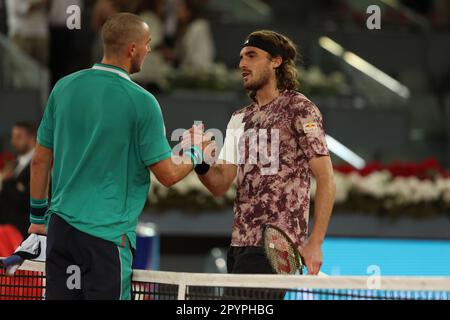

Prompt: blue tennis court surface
[321,237,450,276]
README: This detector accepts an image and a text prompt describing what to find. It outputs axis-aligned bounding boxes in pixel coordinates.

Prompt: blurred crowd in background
[1,0,450,90]
[0,0,215,90]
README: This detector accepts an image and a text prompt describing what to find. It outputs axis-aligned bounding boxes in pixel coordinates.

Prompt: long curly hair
[246,30,300,100]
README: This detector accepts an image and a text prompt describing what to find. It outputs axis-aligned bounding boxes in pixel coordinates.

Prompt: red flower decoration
[334,157,449,180]
[0,151,15,171]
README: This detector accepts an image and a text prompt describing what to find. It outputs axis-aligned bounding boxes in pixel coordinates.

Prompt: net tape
[1,260,450,300]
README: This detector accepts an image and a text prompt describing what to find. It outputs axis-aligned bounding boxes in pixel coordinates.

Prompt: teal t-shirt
[37,63,172,249]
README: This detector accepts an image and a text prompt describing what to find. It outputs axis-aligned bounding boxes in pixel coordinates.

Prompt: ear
[271,55,283,69]
[128,43,137,57]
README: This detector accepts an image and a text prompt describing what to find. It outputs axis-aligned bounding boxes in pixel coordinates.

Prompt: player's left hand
[202,131,216,163]
[28,223,46,235]
[300,240,323,275]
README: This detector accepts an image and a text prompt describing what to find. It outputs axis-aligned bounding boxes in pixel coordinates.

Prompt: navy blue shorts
[225,246,285,299]
[227,246,275,274]
[45,214,133,300]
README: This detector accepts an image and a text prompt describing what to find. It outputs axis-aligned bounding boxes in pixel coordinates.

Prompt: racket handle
[0,255,23,268]
[0,255,24,276]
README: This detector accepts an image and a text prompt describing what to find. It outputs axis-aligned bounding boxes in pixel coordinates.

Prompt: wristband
[194,162,210,175]
[185,150,198,167]
[185,146,203,168]
[190,146,203,164]
[30,198,48,225]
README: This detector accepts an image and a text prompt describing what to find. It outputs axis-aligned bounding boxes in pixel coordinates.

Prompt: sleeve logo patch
[303,121,319,134]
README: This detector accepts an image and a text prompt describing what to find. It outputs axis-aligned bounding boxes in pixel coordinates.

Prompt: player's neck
[100,57,131,74]
[255,81,280,107]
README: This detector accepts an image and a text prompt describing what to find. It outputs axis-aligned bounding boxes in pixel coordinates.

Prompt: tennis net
[1,261,450,300]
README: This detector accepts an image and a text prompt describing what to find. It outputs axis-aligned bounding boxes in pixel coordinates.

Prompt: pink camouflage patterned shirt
[218,90,329,250]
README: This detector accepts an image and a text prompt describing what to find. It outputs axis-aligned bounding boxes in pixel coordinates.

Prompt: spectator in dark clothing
[0,122,37,238]
[0,0,8,35]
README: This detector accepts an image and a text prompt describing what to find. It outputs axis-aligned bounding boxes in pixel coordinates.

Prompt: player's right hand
[181,124,204,150]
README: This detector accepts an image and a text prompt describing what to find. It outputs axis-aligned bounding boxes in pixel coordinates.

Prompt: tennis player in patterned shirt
[197,30,336,276]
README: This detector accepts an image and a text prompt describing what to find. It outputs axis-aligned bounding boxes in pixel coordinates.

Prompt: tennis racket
[263,224,327,276]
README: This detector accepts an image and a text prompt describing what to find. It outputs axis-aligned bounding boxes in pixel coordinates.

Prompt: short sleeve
[292,100,329,162]
[138,96,172,166]
[37,90,55,149]
[217,113,245,165]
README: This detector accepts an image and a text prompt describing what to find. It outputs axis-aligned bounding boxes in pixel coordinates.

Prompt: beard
[130,55,143,74]
[244,67,271,91]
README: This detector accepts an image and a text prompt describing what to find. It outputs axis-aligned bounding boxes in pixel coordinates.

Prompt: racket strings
[264,228,300,274]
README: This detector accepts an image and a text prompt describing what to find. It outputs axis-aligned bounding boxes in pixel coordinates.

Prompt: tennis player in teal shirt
[27,13,205,300]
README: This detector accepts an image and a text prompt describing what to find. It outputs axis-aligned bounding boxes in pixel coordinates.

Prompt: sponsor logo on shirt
[303,121,319,134]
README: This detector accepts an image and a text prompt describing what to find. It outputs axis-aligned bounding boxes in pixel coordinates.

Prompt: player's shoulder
[117,78,154,101]
[126,82,162,114]
[284,90,313,106]
[285,90,322,117]
[53,69,91,92]
[62,68,91,81]
[231,100,256,117]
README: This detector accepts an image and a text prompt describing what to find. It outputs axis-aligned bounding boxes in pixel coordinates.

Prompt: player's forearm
[30,155,51,200]
[172,157,196,184]
[198,165,234,197]
[161,155,194,187]
[309,175,336,244]
[28,145,52,231]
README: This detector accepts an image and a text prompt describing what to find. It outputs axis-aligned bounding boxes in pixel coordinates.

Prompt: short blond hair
[101,13,147,57]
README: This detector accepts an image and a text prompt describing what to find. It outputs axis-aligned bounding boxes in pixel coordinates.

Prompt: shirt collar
[92,63,131,80]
